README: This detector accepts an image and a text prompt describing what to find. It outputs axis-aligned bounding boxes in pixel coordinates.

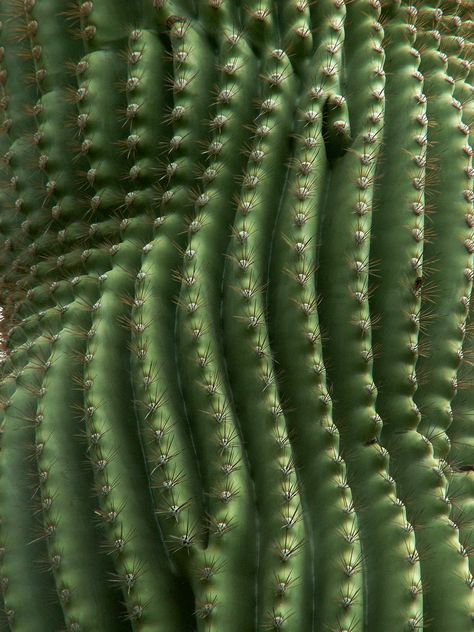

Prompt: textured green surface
[0,1,473,631]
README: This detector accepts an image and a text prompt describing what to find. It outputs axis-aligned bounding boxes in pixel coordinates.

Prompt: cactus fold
[0,1,473,631]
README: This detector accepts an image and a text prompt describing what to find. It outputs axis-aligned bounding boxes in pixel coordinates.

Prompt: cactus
[0,0,472,630]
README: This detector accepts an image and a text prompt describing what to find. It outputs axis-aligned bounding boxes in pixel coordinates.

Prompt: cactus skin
[0,1,473,631]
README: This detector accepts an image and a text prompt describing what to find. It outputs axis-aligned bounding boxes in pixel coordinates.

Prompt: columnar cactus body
[0,1,473,631]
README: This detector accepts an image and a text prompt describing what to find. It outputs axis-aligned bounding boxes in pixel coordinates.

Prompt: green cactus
[0,1,473,630]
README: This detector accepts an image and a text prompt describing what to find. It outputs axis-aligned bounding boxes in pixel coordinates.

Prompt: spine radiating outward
[0,1,473,631]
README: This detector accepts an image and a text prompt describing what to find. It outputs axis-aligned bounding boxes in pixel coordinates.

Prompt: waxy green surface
[0,1,472,631]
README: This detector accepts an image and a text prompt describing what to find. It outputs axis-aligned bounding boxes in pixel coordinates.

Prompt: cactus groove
[0,1,473,631]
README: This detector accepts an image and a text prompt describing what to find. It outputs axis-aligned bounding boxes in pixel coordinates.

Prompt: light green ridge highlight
[0,349,30,632]
[369,0,430,530]
[317,2,423,630]
[413,18,474,462]
[21,0,86,231]
[165,17,216,166]
[0,13,33,271]
[121,28,166,192]
[174,25,261,632]
[0,135,41,237]
[72,0,142,51]
[129,216,203,569]
[449,300,474,579]
[364,12,474,631]
[166,18,260,630]
[119,15,217,580]
[242,0,275,52]
[124,21,222,612]
[0,1,37,137]
[0,336,65,631]
[1,0,67,240]
[267,11,364,632]
[73,48,128,215]
[451,305,474,468]
[81,220,193,631]
[222,47,308,630]
[368,4,440,629]
[439,12,474,590]
[276,0,313,70]
[448,469,474,578]
[150,1,194,30]
[199,0,236,35]
[34,292,129,631]
[449,33,474,467]
[30,0,83,84]
[177,233,257,632]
